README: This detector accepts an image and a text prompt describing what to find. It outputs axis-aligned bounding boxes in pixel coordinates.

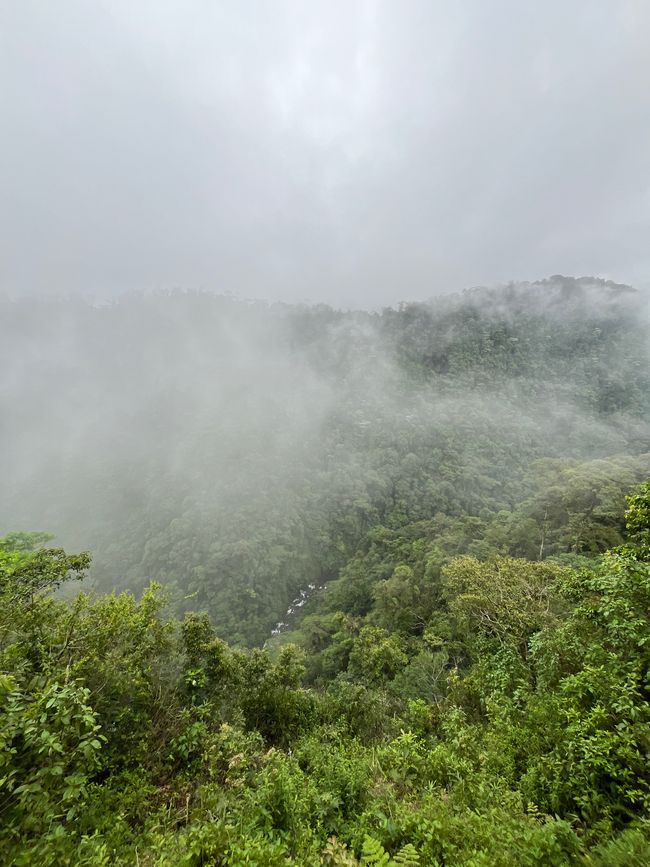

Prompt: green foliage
[0,676,104,858]
[589,826,650,866]
[3,281,650,647]
[1,488,650,862]
[322,835,359,865]
[348,626,408,686]
[0,531,89,604]
[361,835,392,865]
[620,480,650,557]
[443,556,568,653]
[2,281,650,862]
[361,836,420,866]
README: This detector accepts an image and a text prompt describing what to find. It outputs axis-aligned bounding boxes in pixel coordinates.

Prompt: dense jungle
[2,277,650,864]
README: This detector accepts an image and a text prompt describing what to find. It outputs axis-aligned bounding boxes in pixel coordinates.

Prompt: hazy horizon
[2,1,650,307]
[1,273,647,316]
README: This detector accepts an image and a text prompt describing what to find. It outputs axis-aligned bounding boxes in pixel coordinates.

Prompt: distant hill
[1,277,649,644]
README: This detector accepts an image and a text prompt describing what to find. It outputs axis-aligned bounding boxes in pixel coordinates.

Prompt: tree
[443,556,568,651]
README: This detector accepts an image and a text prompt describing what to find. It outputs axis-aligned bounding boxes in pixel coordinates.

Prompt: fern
[361,835,391,866]
[361,836,420,867]
[392,843,420,866]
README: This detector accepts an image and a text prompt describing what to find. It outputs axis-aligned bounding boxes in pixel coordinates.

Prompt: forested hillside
[2,276,650,863]
[1,277,649,644]
[2,476,650,863]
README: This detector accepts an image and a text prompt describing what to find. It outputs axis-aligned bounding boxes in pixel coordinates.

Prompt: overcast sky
[1,1,649,307]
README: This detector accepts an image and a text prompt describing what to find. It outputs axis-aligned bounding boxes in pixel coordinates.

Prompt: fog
[2,1,650,306]
[3,4,650,643]
[2,278,649,643]
[4,9,650,858]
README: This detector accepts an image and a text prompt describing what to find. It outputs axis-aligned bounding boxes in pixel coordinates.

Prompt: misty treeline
[1,276,649,645]
[2,276,650,863]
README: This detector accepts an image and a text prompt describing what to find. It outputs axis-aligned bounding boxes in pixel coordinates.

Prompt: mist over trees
[2,276,650,863]
[1,276,648,644]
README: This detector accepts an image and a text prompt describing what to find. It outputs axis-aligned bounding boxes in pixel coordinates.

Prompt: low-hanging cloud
[1,0,649,307]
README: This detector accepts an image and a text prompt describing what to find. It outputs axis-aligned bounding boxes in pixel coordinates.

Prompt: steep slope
[1,277,649,644]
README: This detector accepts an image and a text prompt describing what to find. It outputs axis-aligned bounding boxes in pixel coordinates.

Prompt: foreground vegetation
[2,478,649,864]
[2,278,650,862]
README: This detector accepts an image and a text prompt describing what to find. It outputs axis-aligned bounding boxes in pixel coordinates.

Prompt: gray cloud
[1,0,649,307]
